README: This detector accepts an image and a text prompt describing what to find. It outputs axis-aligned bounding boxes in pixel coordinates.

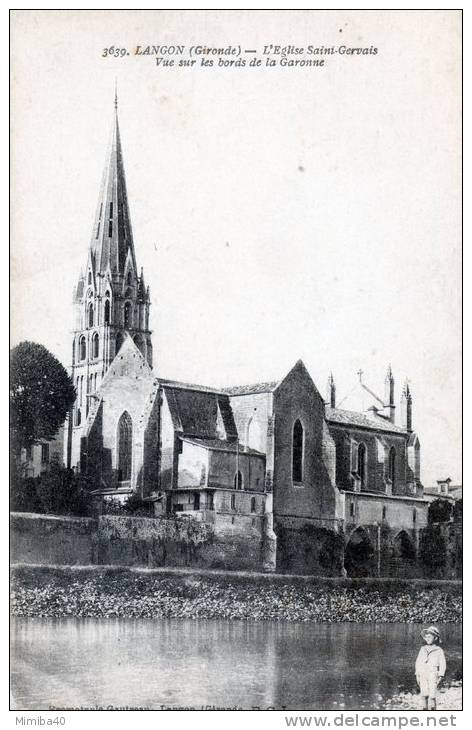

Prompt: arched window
[92,332,99,359]
[124,287,133,299]
[382,505,387,520]
[230,494,236,511]
[88,303,94,328]
[127,271,132,285]
[88,271,92,285]
[104,299,111,325]
[388,447,396,488]
[250,497,256,513]
[124,301,132,328]
[292,419,304,483]
[358,443,367,488]
[80,375,84,404]
[79,336,86,361]
[413,508,417,525]
[234,471,243,490]
[117,411,132,481]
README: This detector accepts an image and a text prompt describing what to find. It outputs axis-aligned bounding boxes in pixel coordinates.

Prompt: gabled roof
[326,407,408,435]
[161,383,238,440]
[159,377,224,395]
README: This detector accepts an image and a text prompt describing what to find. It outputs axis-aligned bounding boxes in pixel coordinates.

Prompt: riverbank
[10,564,462,622]
[383,681,462,711]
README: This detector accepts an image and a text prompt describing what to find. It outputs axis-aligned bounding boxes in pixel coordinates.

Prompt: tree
[10,341,75,455]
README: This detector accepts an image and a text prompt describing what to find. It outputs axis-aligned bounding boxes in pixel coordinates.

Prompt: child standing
[415,626,446,711]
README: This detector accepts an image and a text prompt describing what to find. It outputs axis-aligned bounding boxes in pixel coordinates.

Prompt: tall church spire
[90,92,136,276]
[65,91,153,470]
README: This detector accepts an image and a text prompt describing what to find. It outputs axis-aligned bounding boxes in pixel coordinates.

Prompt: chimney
[384,365,396,423]
[401,381,412,432]
[327,373,336,408]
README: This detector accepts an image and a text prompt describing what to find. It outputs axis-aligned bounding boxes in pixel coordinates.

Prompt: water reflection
[11,619,462,711]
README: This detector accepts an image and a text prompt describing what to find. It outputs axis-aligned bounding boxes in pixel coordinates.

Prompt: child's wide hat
[421,626,441,642]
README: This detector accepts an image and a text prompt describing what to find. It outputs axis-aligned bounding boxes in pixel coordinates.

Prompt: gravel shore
[383,681,462,711]
[10,565,462,622]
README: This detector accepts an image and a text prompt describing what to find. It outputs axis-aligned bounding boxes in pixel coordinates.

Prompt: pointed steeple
[326,373,336,408]
[384,365,395,423]
[90,91,136,276]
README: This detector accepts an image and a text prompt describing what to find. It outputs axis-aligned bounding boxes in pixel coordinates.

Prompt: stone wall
[10,512,97,565]
[10,512,268,572]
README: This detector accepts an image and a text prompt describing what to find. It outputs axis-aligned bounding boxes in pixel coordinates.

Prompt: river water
[11,618,461,711]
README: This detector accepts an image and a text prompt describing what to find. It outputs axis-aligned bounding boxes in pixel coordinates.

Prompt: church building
[64,96,429,576]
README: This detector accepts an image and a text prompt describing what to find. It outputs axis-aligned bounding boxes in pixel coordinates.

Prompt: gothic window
[88,303,94,328]
[80,376,84,404]
[234,471,243,490]
[127,271,132,285]
[94,373,98,391]
[350,501,355,518]
[88,271,92,285]
[124,301,132,328]
[104,299,111,325]
[231,494,236,511]
[413,508,417,525]
[388,447,396,488]
[382,505,387,520]
[117,411,132,482]
[250,497,256,513]
[79,336,86,361]
[358,443,367,488]
[292,419,304,483]
[92,332,99,359]
[124,287,133,299]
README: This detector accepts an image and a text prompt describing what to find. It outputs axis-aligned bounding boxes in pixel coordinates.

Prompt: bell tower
[65,90,153,469]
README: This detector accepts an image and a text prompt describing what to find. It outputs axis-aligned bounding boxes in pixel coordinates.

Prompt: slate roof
[223,381,279,396]
[180,436,264,456]
[161,384,238,440]
[326,407,408,435]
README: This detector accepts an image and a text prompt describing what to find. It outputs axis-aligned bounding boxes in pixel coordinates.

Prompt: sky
[10,10,461,488]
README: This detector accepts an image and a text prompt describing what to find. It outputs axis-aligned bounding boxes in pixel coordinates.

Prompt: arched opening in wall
[79,336,86,361]
[88,303,94,328]
[92,333,99,359]
[124,301,132,328]
[292,419,304,483]
[388,447,396,489]
[250,497,256,513]
[117,411,132,482]
[390,530,416,577]
[234,471,243,490]
[115,332,124,355]
[357,443,367,488]
[104,299,111,325]
[127,271,132,286]
[344,527,376,577]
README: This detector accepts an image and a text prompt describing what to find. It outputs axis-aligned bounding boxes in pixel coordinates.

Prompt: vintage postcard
[9,8,462,722]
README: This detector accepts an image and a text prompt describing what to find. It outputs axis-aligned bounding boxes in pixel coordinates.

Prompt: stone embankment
[10,565,462,622]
